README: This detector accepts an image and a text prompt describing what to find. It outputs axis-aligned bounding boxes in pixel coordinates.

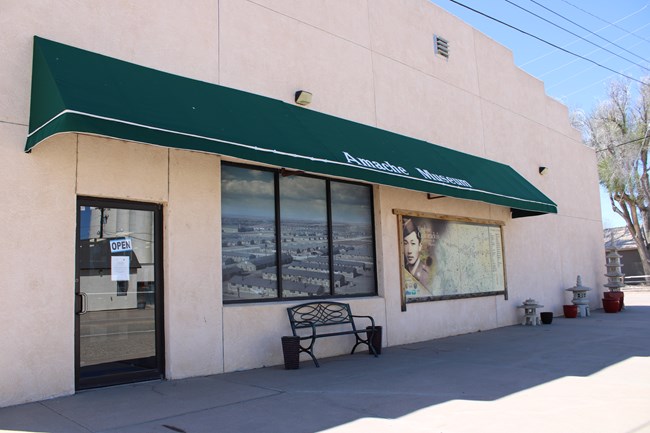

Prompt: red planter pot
[604,291,624,311]
[602,298,620,313]
[563,305,578,318]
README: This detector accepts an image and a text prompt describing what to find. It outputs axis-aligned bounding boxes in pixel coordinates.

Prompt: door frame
[75,196,165,390]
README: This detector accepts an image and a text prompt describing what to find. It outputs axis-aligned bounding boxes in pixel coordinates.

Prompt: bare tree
[573,77,650,278]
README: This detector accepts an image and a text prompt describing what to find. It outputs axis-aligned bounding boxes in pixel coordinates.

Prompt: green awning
[26,36,557,217]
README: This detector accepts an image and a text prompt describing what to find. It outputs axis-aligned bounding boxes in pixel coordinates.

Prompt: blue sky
[428,0,650,228]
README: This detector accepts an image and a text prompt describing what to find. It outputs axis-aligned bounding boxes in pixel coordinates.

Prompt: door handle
[76,292,88,315]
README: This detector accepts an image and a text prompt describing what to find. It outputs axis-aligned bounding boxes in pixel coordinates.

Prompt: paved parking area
[2,292,649,433]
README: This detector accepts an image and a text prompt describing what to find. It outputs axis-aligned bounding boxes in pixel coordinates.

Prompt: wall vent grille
[434,35,449,59]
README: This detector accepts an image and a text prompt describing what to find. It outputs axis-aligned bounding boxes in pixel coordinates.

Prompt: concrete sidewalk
[2,292,650,433]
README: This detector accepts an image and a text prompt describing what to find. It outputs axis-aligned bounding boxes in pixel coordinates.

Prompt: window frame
[221,161,378,304]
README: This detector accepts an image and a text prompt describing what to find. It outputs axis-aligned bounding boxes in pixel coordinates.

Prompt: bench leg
[300,337,320,367]
[305,350,320,368]
[351,327,380,358]
[352,341,377,357]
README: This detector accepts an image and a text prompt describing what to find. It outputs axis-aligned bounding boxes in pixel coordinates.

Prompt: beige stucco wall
[0,129,77,407]
[166,149,223,378]
[0,0,604,407]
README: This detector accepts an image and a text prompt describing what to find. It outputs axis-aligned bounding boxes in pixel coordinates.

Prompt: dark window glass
[221,165,277,301]
[280,176,329,298]
[331,182,376,295]
[221,163,377,303]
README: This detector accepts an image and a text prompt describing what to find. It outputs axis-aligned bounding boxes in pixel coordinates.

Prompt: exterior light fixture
[539,166,548,175]
[294,90,312,106]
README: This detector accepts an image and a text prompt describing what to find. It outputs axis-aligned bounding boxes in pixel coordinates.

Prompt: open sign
[109,237,133,253]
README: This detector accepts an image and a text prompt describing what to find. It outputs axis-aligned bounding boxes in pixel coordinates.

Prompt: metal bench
[286,301,379,367]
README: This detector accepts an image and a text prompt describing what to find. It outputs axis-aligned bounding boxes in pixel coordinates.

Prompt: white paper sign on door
[111,256,130,281]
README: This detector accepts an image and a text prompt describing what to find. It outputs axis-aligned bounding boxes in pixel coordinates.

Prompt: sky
[428,0,650,228]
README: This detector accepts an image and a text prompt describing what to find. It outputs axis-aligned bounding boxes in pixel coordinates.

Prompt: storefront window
[331,181,376,295]
[221,164,277,301]
[221,163,377,302]
[280,175,329,298]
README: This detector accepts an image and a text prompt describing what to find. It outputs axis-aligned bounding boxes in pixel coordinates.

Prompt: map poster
[397,212,507,310]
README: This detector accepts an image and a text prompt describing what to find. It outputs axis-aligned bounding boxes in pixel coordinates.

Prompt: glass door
[75,197,164,389]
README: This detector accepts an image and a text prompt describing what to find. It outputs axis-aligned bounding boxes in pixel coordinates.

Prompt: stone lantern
[517,298,544,326]
[604,247,625,310]
[604,248,625,291]
[566,275,591,317]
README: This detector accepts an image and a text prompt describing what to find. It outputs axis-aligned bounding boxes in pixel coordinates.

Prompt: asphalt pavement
[1,291,649,433]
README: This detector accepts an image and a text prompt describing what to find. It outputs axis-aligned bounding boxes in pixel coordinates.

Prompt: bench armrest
[351,314,375,328]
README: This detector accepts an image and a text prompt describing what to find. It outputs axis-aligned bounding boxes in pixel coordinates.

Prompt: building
[0,0,604,407]
[604,226,646,282]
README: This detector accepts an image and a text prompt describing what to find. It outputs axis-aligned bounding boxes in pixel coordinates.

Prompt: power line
[548,61,632,95]
[595,136,647,153]
[523,0,650,65]
[547,40,647,97]
[560,0,650,46]
[505,0,650,71]
[520,7,648,68]
[538,22,650,80]
[447,0,649,87]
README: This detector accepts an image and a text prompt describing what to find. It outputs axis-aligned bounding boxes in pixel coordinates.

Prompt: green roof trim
[26,36,557,217]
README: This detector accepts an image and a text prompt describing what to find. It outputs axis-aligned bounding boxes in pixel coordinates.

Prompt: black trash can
[540,312,553,325]
[366,326,382,355]
[281,336,300,369]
